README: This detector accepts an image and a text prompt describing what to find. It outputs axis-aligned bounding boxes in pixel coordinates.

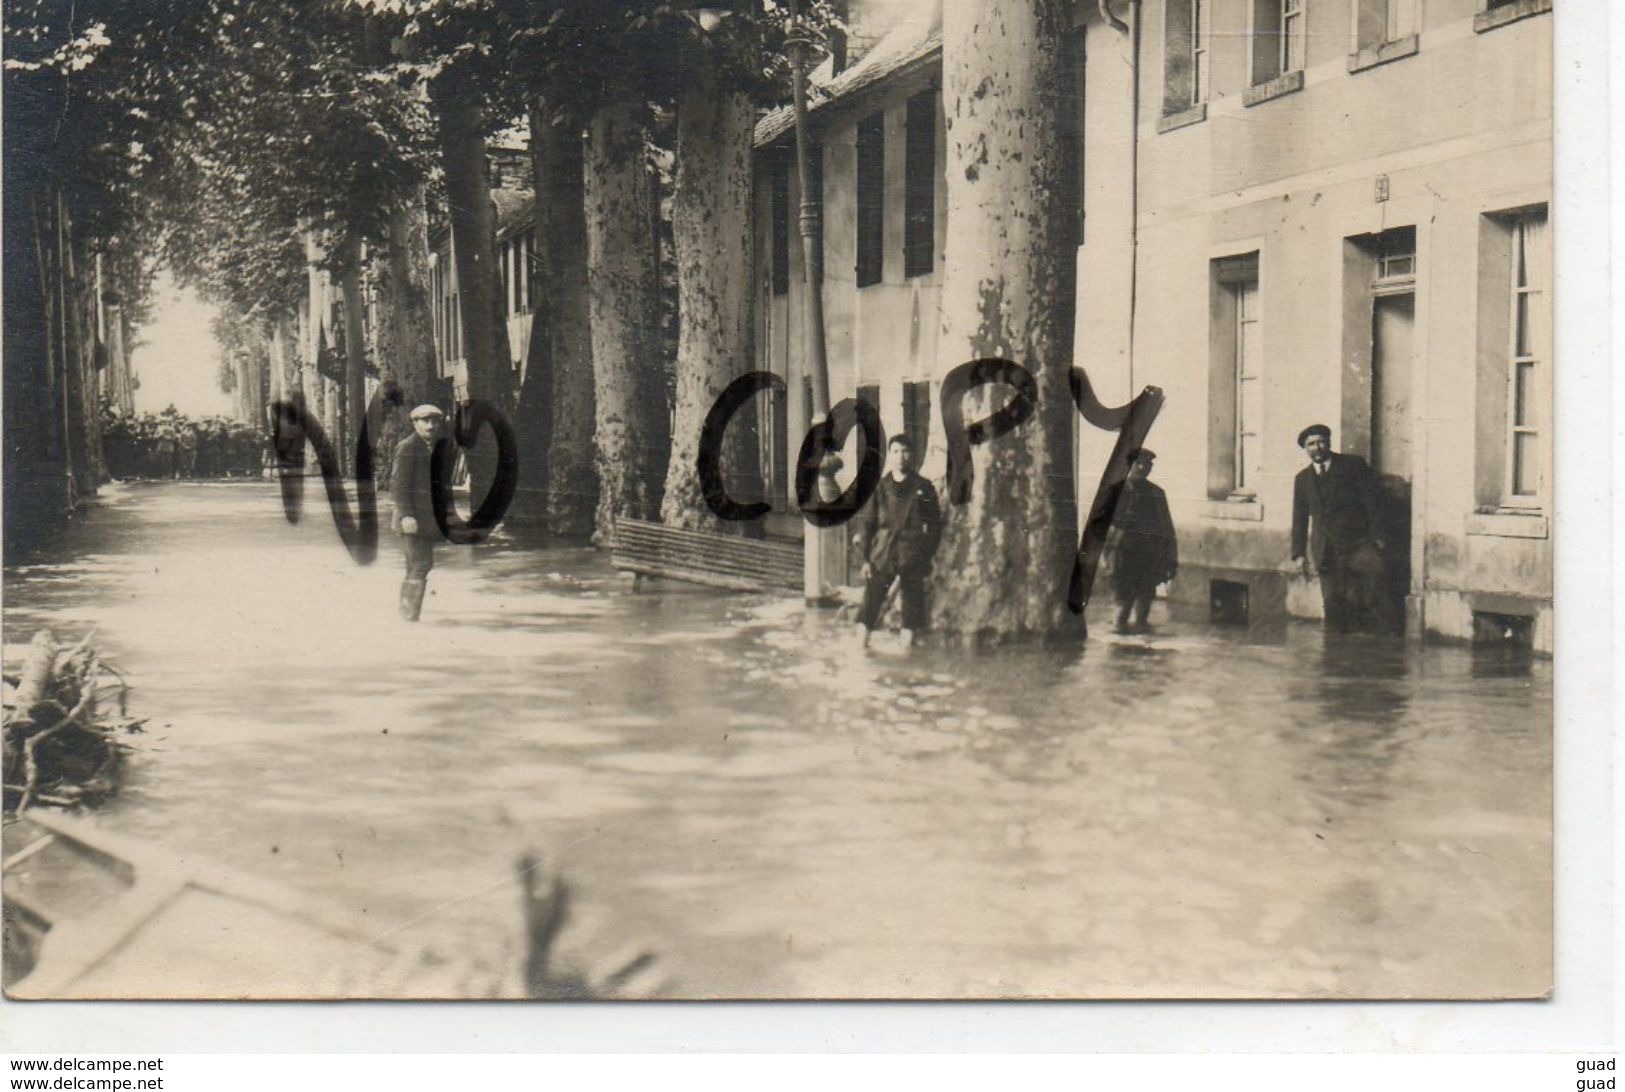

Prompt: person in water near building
[853,434,942,647]
[1107,448,1178,634]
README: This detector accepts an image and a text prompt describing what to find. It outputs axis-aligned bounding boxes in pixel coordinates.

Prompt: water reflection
[2,482,1552,999]
[1471,641,1535,679]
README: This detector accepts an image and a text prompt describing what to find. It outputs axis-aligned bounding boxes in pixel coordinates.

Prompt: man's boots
[399,578,427,621]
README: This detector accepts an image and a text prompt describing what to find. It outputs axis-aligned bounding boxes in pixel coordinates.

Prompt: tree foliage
[5,0,439,320]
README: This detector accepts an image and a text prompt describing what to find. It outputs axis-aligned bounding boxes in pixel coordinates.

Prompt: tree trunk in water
[3,178,61,552]
[64,226,103,494]
[522,104,597,537]
[431,80,515,506]
[930,0,1080,643]
[371,191,438,489]
[659,76,757,531]
[585,101,668,543]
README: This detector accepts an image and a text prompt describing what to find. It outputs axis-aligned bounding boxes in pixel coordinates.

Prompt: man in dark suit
[853,434,942,647]
[1290,423,1392,635]
[391,404,445,621]
[1108,448,1178,634]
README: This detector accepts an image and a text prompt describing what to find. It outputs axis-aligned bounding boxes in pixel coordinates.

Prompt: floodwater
[3,481,1551,999]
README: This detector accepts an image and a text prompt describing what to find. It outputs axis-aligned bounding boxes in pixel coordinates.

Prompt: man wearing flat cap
[390,404,446,621]
[1290,424,1391,634]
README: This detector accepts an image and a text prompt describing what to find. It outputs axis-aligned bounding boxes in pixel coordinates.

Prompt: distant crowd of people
[101,403,267,480]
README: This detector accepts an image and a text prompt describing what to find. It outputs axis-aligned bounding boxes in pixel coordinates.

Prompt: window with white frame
[1353,0,1417,54]
[1280,0,1306,74]
[1163,0,1209,114]
[1474,205,1550,510]
[1207,253,1262,499]
[1251,0,1307,86]
[1233,277,1263,494]
[1504,209,1549,502]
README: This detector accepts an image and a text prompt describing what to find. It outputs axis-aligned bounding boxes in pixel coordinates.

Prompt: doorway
[1368,242,1415,632]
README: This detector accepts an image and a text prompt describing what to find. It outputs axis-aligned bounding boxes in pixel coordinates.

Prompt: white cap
[409,404,445,421]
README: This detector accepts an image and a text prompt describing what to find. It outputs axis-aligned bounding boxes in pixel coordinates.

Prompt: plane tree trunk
[929,0,1081,643]
[520,103,597,537]
[659,71,757,531]
[371,191,438,488]
[431,77,515,505]
[584,100,668,543]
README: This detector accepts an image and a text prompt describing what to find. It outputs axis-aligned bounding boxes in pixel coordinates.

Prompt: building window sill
[1347,34,1419,73]
[1243,69,1305,108]
[1474,0,1552,33]
[1201,498,1265,522]
[1157,102,1207,134]
[1465,509,1549,539]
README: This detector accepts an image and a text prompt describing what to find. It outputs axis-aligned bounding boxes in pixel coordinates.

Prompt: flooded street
[3,481,1550,999]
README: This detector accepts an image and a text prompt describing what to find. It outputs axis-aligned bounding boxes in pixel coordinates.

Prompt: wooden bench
[610,517,802,594]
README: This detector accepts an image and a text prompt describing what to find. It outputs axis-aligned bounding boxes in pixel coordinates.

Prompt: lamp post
[785,0,843,606]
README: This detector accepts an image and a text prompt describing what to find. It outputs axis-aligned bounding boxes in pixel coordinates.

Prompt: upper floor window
[505,233,533,317]
[1351,0,1419,64]
[1356,0,1416,47]
[1474,0,1552,33]
[903,90,936,278]
[1164,0,1209,114]
[1251,0,1307,88]
[855,113,885,289]
[1280,0,1307,74]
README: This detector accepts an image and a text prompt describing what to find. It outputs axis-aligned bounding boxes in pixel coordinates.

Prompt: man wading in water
[391,404,445,621]
[1107,448,1178,634]
[853,434,942,648]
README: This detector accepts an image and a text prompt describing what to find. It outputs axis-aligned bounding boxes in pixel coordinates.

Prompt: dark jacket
[1291,452,1382,569]
[854,471,942,575]
[1108,477,1178,588]
[390,435,439,536]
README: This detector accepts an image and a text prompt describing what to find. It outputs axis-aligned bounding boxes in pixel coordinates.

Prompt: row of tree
[4,0,826,548]
[6,0,1093,641]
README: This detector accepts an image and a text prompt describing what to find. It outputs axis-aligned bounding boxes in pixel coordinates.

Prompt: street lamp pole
[785,0,830,418]
[785,0,842,606]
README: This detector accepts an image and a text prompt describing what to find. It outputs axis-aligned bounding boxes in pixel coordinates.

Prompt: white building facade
[753,0,1553,648]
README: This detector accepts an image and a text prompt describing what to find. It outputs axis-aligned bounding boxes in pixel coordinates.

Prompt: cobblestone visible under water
[2,481,1551,998]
